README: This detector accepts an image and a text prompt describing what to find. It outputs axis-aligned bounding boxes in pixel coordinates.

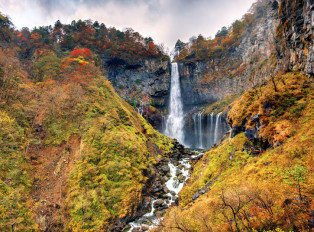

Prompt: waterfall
[192,113,197,147]
[210,112,214,145]
[137,106,143,116]
[165,63,184,144]
[161,114,166,132]
[198,112,203,149]
[214,112,222,143]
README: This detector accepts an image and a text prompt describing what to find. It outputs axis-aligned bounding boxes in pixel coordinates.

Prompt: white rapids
[128,157,193,231]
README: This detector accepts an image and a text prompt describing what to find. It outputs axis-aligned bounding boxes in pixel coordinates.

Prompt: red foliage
[71,48,92,58]
[148,42,155,50]
[31,33,40,40]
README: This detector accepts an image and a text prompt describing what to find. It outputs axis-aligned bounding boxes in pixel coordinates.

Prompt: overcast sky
[0,0,256,49]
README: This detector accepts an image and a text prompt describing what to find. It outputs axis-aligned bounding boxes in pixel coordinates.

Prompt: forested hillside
[0,13,174,231]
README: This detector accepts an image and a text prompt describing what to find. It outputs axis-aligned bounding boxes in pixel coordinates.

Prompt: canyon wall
[103,56,171,108]
[177,0,313,107]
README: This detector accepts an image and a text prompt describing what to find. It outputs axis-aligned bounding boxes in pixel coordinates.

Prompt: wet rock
[141,225,149,231]
[160,165,170,173]
[230,125,245,138]
[251,114,259,121]
[152,185,163,193]
[200,188,206,195]
[176,169,182,176]
[153,199,164,208]
[163,186,169,193]
[192,193,199,200]
[245,128,257,140]
[155,209,167,218]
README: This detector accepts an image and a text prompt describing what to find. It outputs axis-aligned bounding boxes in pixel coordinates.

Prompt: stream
[128,152,203,231]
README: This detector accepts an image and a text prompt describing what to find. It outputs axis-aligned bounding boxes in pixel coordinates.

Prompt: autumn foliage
[71,48,91,58]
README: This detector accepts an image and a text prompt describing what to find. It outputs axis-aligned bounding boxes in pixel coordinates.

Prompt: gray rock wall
[104,57,171,107]
[178,0,313,107]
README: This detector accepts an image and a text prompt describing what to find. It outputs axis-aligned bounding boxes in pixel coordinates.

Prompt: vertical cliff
[105,56,171,108]
[276,0,314,75]
[176,0,313,107]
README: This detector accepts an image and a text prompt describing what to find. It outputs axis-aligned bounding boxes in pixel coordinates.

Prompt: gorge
[0,0,313,231]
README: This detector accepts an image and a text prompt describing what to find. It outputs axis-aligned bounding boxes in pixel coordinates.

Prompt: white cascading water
[128,158,192,231]
[210,112,214,145]
[165,63,185,144]
[198,112,203,149]
[214,112,222,143]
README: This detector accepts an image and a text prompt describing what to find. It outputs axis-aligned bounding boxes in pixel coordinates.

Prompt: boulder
[230,125,245,138]
[192,193,199,201]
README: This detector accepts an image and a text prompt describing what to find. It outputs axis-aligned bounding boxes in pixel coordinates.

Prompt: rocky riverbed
[124,142,203,232]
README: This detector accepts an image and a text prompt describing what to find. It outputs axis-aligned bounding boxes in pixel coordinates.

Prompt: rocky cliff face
[103,57,171,108]
[178,0,313,107]
[276,0,314,75]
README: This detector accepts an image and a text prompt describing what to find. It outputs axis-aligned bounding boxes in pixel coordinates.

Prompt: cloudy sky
[0,0,255,49]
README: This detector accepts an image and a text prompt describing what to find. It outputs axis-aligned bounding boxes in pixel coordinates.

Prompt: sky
[0,0,256,50]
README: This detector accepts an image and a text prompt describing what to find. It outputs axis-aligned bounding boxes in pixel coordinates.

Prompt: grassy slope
[65,78,172,231]
[159,72,313,232]
[0,47,173,231]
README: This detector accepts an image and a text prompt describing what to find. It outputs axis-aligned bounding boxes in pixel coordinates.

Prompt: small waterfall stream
[198,112,203,149]
[189,111,228,149]
[128,156,194,231]
[214,112,222,143]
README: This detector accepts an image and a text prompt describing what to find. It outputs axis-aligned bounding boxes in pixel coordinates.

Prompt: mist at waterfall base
[187,112,230,149]
[163,63,229,150]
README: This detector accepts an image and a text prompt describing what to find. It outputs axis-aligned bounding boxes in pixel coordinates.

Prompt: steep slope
[158,72,313,231]
[0,17,175,230]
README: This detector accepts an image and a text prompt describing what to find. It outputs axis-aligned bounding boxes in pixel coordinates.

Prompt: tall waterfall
[165,63,184,144]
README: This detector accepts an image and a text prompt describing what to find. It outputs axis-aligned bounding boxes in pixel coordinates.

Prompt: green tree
[175,39,185,53]
[283,165,309,199]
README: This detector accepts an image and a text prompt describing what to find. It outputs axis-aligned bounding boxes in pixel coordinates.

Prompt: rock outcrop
[276,0,314,76]
[103,56,171,107]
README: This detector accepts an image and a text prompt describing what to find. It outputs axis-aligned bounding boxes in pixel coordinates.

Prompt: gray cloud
[0,0,256,49]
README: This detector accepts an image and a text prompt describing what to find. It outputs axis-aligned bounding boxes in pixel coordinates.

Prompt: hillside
[158,71,313,232]
[0,15,178,231]
[157,0,313,231]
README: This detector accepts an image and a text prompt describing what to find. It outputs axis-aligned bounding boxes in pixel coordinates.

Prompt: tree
[174,39,184,53]
[144,37,153,45]
[283,165,309,199]
[220,188,254,232]
[215,26,228,38]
